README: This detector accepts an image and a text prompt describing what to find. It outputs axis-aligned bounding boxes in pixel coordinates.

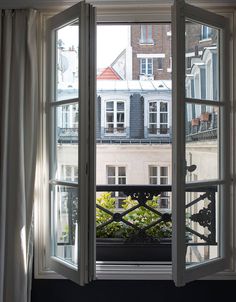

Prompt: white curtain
[0,9,38,302]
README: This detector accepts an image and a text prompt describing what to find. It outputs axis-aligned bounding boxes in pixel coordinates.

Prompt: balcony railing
[57,184,217,247]
[105,127,126,134]
[148,127,170,135]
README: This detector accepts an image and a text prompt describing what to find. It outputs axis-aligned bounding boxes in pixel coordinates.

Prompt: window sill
[35,263,236,281]
[199,38,212,43]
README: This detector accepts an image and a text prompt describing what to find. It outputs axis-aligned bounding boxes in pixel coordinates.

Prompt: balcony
[104,127,126,135]
[148,127,170,135]
[56,184,217,262]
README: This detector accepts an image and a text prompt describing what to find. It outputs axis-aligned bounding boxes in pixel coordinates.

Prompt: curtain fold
[0,9,38,302]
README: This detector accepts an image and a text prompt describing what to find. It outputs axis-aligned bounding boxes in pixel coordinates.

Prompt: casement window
[37,0,233,288]
[107,166,126,210]
[140,24,153,44]
[157,57,163,70]
[140,58,153,76]
[105,100,125,134]
[149,166,170,209]
[148,101,169,135]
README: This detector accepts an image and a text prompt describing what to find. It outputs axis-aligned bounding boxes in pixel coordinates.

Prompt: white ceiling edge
[0,0,236,9]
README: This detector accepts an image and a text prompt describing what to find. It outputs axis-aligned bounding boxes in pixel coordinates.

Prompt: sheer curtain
[0,9,38,302]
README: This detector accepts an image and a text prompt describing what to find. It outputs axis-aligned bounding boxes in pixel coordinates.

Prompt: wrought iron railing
[148,127,170,135]
[105,127,126,134]
[57,184,217,247]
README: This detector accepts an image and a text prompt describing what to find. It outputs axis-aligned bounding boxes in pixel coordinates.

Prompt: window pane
[118,177,126,185]
[106,112,114,123]
[106,101,114,111]
[149,102,157,112]
[160,167,168,177]
[149,113,157,123]
[51,185,78,267]
[149,177,158,185]
[160,113,168,123]
[157,58,163,70]
[54,104,78,180]
[56,22,79,101]
[107,166,115,177]
[149,166,157,177]
[117,102,124,111]
[108,177,116,184]
[117,112,124,123]
[185,21,219,101]
[160,177,168,185]
[185,103,219,181]
[185,188,219,266]
[118,167,126,177]
[160,102,168,112]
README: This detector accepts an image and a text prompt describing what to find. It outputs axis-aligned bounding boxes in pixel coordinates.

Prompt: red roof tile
[97,66,121,80]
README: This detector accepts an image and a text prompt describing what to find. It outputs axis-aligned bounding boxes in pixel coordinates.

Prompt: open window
[45,0,231,286]
[47,1,96,285]
[172,0,230,286]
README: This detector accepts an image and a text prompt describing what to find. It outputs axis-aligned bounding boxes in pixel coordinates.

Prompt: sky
[57,24,130,69]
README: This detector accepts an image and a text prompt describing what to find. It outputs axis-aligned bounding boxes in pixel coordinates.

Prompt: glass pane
[54,104,79,181]
[118,177,126,185]
[185,186,219,266]
[52,185,78,267]
[160,102,167,112]
[106,101,114,111]
[106,112,114,123]
[149,102,157,112]
[118,167,126,177]
[117,113,124,123]
[56,21,79,101]
[149,166,157,177]
[107,166,115,177]
[161,167,168,177]
[185,103,219,182]
[108,177,116,185]
[117,102,124,111]
[160,177,168,185]
[185,21,219,101]
[149,113,157,123]
[150,177,158,185]
[160,113,168,123]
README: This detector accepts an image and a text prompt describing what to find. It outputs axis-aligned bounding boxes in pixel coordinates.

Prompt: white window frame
[105,100,125,135]
[145,97,171,137]
[107,165,127,210]
[149,165,170,210]
[140,57,153,76]
[200,25,213,41]
[100,95,130,137]
[140,24,154,45]
[34,1,235,283]
[172,0,231,286]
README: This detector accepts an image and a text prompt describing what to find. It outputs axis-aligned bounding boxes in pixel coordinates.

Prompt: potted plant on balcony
[200,112,209,122]
[96,192,173,262]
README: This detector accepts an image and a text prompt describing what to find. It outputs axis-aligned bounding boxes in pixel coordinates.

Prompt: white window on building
[61,165,78,182]
[201,25,212,40]
[105,100,125,134]
[60,104,78,128]
[140,24,153,44]
[149,166,169,209]
[157,57,163,70]
[107,166,126,209]
[148,101,169,135]
[140,58,153,76]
